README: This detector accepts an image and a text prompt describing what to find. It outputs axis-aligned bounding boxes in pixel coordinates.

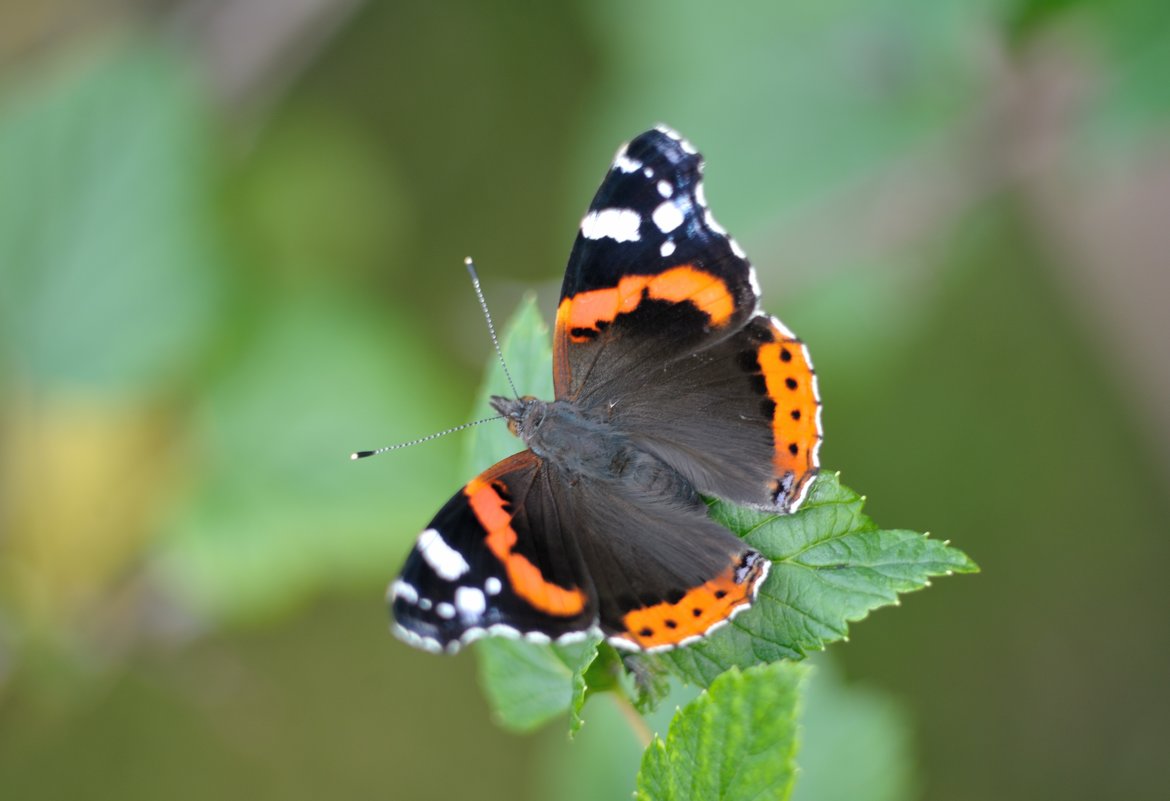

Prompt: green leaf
[661,474,978,686]
[476,633,603,734]
[465,294,602,733]
[635,661,806,801]
[465,292,555,476]
[623,652,675,715]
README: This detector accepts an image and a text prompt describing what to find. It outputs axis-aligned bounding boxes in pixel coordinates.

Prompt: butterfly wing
[553,126,759,403]
[390,450,597,652]
[554,126,822,512]
[564,463,770,652]
[612,313,822,512]
[391,447,769,653]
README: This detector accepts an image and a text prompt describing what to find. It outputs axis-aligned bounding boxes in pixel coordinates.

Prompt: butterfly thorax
[489,394,696,503]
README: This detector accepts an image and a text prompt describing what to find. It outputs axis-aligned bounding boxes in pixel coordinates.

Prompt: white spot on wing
[390,580,418,604]
[392,623,443,653]
[802,343,821,403]
[437,602,456,619]
[747,266,762,297]
[455,586,486,617]
[608,636,642,652]
[769,314,796,340]
[485,577,502,595]
[660,240,676,258]
[752,560,772,597]
[790,475,815,511]
[438,624,603,653]
[657,180,673,198]
[655,124,682,140]
[581,208,642,242]
[695,182,707,208]
[460,628,487,645]
[704,209,727,236]
[704,619,729,636]
[554,631,591,645]
[652,201,685,234]
[417,528,469,580]
[729,238,746,259]
[613,144,642,174]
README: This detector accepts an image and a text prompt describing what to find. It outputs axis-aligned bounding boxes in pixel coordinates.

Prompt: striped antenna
[465,257,519,398]
[350,415,502,460]
[351,258,518,461]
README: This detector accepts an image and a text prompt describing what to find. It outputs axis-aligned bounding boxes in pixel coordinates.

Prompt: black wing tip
[636,124,700,156]
[614,126,702,181]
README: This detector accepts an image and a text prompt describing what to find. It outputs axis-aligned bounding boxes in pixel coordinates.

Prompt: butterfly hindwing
[606,313,822,512]
[562,466,769,651]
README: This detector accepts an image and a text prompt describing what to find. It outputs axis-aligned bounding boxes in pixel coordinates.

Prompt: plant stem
[612,691,653,748]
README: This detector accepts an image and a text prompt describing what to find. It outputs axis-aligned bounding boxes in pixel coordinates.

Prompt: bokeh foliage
[0,0,1168,799]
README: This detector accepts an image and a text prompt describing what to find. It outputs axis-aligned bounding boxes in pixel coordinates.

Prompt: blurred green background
[1,1,1168,799]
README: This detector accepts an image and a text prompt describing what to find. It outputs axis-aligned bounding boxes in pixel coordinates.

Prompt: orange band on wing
[556,265,735,343]
[757,332,820,491]
[612,557,766,650]
[465,476,588,617]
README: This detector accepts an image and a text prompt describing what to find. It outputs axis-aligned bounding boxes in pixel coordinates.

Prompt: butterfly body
[490,394,698,505]
[389,126,822,654]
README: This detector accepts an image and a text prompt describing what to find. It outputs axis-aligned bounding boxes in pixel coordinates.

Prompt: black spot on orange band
[611,554,767,650]
[757,330,819,490]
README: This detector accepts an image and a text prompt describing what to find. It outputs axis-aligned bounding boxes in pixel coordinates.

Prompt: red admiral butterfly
[388,126,822,654]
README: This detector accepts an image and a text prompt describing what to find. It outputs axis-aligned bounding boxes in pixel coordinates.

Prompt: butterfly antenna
[465,257,520,399]
[351,415,503,460]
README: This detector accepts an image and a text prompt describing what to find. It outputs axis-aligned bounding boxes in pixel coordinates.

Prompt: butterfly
[388,126,822,654]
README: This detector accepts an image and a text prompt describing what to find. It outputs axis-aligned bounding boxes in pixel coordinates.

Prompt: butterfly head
[490,395,547,439]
